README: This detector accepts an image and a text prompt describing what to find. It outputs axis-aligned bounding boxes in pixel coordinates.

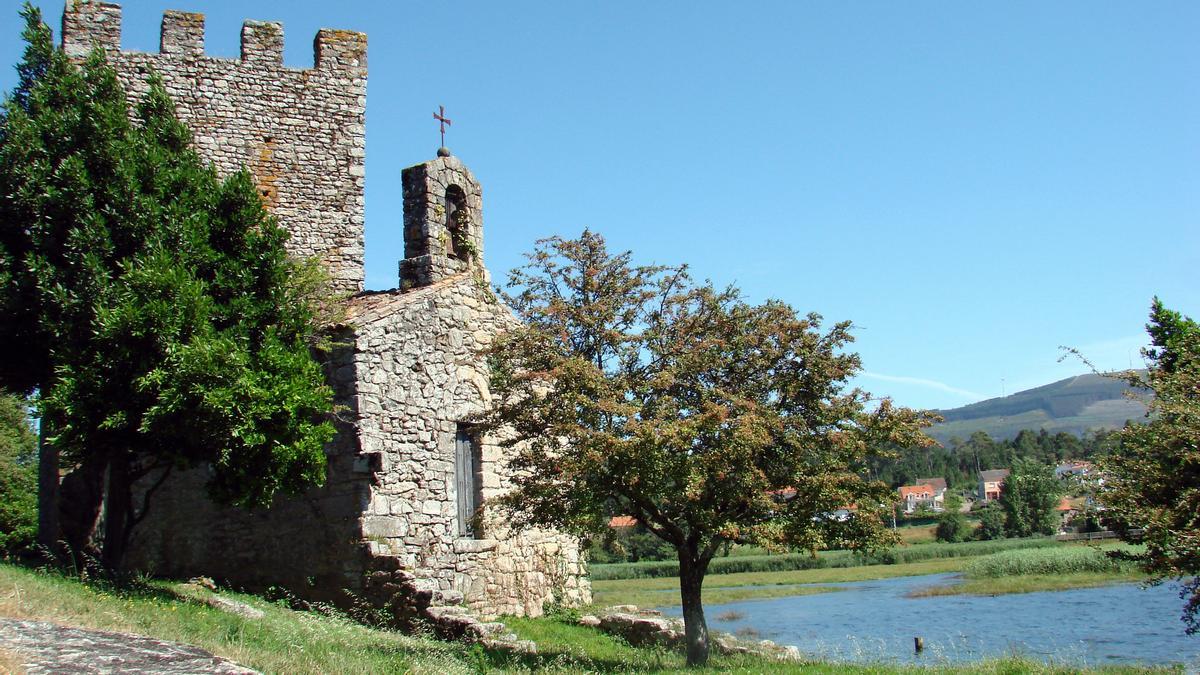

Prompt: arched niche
[445,184,469,260]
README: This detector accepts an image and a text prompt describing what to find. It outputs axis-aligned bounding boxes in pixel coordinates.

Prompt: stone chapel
[59,1,591,621]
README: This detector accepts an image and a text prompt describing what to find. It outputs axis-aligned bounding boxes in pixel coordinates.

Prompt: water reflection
[661,573,1199,667]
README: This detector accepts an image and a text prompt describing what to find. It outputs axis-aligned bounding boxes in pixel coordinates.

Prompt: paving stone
[0,619,257,674]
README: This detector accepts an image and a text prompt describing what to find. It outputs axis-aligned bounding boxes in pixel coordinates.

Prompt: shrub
[0,393,36,556]
[935,512,970,543]
[588,524,676,564]
[976,502,1006,541]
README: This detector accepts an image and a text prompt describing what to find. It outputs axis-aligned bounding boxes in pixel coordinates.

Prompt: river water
[661,573,1200,668]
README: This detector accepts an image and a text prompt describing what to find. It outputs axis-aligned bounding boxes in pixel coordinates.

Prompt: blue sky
[2,1,1196,411]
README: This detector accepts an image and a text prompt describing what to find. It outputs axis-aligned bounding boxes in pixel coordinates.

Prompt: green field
[591,537,1061,580]
[593,557,971,608]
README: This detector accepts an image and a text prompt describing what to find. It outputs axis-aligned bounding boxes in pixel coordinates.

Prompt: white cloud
[860,371,987,402]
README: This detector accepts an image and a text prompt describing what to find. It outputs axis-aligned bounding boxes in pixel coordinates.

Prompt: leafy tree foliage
[588,523,676,564]
[484,230,934,665]
[935,511,970,543]
[998,459,1063,537]
[0,5,335,570]
[942,490,964,514]
[0,392,36,556]
[867,428,1116,491]
[975,502,1006,541]
[1102,299,1200,633]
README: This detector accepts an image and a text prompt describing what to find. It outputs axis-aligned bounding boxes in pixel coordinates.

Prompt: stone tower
[61,0,368,294]
[400,152,485,289]
[66,1,591,624]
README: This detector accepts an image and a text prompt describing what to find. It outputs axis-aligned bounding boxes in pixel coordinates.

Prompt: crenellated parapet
[60,0,368,294]
[61,1,367,75]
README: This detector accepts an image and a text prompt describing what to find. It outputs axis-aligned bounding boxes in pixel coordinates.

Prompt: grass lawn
[592,557,971,608]
[0,562,1176,674]
[897,524,938,545]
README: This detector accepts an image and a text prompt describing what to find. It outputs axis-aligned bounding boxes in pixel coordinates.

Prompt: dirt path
[0,618,257,674]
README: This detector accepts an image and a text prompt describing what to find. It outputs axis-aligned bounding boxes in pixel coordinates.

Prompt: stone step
[424,605,469,620]
[430,589,464,605]
[470,622,507,636]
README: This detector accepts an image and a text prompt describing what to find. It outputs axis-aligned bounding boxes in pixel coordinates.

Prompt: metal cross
[433,105,452,147]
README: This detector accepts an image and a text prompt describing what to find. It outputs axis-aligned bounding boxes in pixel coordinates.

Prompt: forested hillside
[869,428,1121,491]
[928,373,1146,443]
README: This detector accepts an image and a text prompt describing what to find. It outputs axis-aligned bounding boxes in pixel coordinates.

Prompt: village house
[60,0,590,628]
[1055,460,1094,480]
[978,468,1011,502]
[608,516,638,529]
[896,477,947,514]
[898,484,942,514]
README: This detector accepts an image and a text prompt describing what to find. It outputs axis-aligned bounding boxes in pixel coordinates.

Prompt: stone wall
[61,1,367,294]
[128,271,592,618]
[346,274,591,618]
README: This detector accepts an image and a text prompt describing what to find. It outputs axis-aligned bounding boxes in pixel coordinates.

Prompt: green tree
[935,511,969,543]
[975,502,1006,540]
[998,459,1063,537]
[1101,299,1200,632]
[0,5,335,570]
[0,392,36,555]
[942,490,964,514]
[484,230,934,665]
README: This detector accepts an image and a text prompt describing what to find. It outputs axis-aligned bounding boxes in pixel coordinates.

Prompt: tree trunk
[100,452,132,573]
[59,455,106,570]
[678,551,710,667]
[36,423,59,557]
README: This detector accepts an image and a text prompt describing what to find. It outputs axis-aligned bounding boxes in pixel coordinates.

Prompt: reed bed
[591,537,1062,580]
[963,545,1139,579]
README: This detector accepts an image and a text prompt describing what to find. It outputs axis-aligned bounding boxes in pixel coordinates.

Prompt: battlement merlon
[61,0,120,56]
[161,11,204,57]
[61,1,367,73]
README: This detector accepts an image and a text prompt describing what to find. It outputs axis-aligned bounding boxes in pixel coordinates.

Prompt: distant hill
[927,373,1148,444]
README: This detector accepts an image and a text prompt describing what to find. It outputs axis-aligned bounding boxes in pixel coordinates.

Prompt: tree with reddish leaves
[484,230,935,665]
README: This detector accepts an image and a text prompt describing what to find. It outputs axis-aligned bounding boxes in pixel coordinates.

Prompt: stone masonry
[63,1,590,622]
[62,0,366,294]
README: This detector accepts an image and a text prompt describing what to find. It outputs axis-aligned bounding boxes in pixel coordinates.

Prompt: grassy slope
[0,563,466,674]
[0,562,1172,674]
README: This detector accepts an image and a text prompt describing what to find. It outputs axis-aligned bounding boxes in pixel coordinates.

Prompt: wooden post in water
[914,637,924,654]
